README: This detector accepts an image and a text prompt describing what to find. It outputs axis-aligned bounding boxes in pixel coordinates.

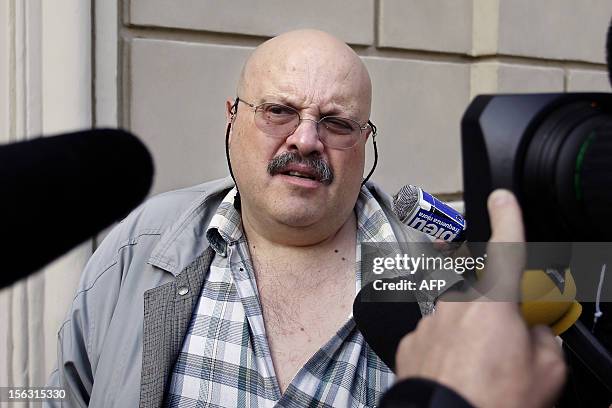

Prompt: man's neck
[239,196,359,247]
[241,206,357,259]
[240,205,358,311]
[241,210,358,393]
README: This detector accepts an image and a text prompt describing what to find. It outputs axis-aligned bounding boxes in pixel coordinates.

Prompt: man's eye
[266,105,294,116]
[323,118,356,134]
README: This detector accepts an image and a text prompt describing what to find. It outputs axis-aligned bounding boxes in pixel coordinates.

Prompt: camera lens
[522,100,612,241]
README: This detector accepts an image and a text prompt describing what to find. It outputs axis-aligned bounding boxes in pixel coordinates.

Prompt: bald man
[48,30,460,407]
[46,29,395,407]
[223,29,384,394]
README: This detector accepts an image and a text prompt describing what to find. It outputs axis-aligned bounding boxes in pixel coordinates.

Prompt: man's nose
[285,119,325,156]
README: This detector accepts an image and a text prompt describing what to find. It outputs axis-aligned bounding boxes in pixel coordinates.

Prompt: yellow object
[520,268,582,335]
[475,266,582,335]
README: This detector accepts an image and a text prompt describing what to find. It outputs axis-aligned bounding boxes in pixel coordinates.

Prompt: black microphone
[0,128,154,288]
[353,278,421,371]
[354,185,465,371]
[354,185,438,371]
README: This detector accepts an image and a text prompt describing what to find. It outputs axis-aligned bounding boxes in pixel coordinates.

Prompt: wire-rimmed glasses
[236,98,376,150]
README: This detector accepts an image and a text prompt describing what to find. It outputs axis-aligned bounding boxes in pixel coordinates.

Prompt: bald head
[227,30,376,244]
[237,29,372,119]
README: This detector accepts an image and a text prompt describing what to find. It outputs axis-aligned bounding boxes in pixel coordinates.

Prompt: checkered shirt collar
[206,185,398,261]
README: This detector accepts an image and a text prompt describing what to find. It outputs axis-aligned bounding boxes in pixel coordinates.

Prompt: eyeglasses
[235,98,376,150]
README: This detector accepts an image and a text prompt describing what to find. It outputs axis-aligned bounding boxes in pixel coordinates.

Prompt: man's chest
[164,247,393,407]
[253,255,356,391]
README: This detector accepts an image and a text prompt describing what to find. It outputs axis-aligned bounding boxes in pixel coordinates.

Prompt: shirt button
[178,286,189,296]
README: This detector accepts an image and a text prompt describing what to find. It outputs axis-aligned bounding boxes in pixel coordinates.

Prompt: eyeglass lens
[255,103,364,149]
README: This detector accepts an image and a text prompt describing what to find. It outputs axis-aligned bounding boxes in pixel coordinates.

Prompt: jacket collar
[147,177,235,276]
[146,177,422,276]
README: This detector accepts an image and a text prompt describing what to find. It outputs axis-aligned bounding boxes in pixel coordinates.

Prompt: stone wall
[123,0,611,197]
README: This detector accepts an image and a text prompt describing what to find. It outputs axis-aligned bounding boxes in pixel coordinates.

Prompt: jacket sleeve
[378,378,475,408]
[45,310,94,407]
[44,225,127,408]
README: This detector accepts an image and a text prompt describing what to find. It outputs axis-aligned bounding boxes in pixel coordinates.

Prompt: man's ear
[365,121,377,142]
[225,98,235,123]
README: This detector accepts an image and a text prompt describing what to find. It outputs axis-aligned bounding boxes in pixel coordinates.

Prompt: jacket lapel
[139,246,215,408]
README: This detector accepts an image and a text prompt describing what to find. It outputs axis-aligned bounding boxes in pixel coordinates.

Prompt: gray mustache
[267,152,334,185]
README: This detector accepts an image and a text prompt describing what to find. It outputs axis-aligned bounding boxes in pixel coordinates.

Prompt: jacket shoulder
[78,177,234,288]
[119,177,234,234]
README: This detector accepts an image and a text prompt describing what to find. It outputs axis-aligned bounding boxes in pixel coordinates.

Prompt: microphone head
[392,184,419,221]
[0,128,154,287]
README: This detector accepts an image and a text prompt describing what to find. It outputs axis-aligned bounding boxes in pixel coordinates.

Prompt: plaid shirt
[165,186,398,407]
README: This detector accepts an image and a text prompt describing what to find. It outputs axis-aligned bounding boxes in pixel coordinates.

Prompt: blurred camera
[462,92,612,242]
[461,18,612,407]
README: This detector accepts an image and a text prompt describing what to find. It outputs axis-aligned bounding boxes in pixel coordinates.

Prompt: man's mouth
[267,152,334,185]
[282,170,318,181]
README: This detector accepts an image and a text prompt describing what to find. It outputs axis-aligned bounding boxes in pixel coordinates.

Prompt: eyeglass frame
[233,97,377,150]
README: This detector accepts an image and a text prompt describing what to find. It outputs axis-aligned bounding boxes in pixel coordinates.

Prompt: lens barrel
[462,93,612,242]
[580,122,612,233]
[522,100,612,241]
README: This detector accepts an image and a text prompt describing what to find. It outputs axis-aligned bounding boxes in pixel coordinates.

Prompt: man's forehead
[240,32,372,115]
[248,49,363,84]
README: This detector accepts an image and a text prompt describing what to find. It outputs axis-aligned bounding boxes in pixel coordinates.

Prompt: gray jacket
[47,177,445,407]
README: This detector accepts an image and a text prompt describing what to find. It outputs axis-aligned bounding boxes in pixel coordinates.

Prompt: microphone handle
[560,320,612,392]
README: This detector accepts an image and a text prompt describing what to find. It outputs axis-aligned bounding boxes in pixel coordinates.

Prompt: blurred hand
[395,189,566,408]
[432,238,463,257]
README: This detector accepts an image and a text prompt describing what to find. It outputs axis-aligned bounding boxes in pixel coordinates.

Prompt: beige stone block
[363,57,470,194]
[378,0,500,55]
[566,69,611,92]
[129,0,374,45]
[0,1,9,143]
[497,0,612,63]
[380,0,610,62]
[129,39,253,195]
[0,288,9,388]
[471,62,564,99]
[471,0,500,55]
[378,0,475,53]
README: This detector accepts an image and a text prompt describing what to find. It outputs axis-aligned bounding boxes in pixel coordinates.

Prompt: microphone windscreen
[353,279,422,371]
[392,184,419,221]
[0,128,154,288]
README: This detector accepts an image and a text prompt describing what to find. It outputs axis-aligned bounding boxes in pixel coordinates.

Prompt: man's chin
[270,204,327,229]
